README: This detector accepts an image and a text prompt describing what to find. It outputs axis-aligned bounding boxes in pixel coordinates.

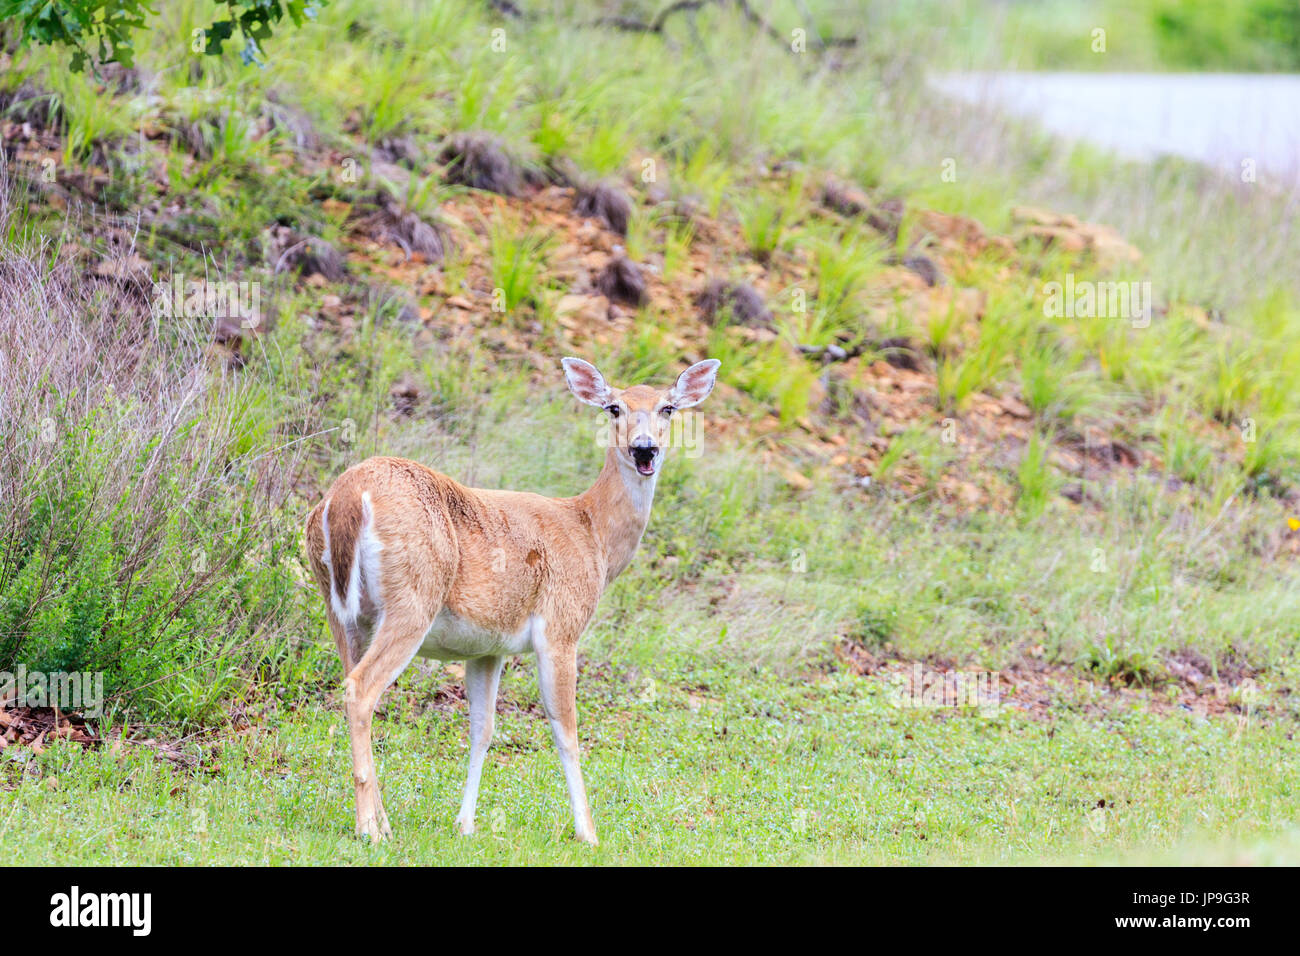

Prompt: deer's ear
[668,359,720,409]
[562,357,613,407]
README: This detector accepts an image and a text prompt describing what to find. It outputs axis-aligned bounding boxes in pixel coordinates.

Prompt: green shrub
[0,201,301,724]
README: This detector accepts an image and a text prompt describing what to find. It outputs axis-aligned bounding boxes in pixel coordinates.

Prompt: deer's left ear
[667,359,721,409]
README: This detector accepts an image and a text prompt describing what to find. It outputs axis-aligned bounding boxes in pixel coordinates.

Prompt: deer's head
[562,357,721,479]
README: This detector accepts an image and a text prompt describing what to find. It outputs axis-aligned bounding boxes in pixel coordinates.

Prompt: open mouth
[631,447,657,476]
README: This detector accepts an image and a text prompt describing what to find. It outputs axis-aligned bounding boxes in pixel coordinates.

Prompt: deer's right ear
[562,357,613,408]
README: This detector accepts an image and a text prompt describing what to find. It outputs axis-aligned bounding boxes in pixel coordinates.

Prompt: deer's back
[311,456,604,653]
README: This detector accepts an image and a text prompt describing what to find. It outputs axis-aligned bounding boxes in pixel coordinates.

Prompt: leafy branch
[0,0,328,72]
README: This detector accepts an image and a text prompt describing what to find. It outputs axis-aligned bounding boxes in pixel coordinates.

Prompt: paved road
[933,72,1300,186]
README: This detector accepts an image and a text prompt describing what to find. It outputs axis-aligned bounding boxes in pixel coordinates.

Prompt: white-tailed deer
[304,357,720,844]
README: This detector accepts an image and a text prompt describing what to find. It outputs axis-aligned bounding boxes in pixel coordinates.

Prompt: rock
[818,177,908,242]
[901,253,944,287]
[819,176,872,216]
[695,279,773,328]
[438,131,524,197]
[389,374,422,416]
[574,180,633,236]
[875,336,924,371]
[355,193,446,263]
[1011,206,1077,228]
[916,209,989,254]
[1049,449,1082,473]
[1012,206,1142,267]
[779,464,812,491]
[556,293,611,328]
[266,225,348,281]
[595,255,648,307]
[999,395,1032,419]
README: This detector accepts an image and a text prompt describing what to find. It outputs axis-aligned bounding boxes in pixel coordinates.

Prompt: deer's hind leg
[322,609,357,675]
[344,603,434,841]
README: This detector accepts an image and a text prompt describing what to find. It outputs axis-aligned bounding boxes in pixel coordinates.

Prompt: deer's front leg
[533,624,597,845]
[455,655,504,835]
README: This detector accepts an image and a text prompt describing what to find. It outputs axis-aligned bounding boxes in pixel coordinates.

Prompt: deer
[303,357,721,844]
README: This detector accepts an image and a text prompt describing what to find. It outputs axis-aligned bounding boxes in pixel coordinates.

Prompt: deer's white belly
[416,610,537,660]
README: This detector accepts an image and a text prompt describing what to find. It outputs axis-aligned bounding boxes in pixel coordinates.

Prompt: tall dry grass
[0,170,305,722]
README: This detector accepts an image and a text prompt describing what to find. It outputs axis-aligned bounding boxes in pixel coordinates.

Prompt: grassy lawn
[8,660,1299,866]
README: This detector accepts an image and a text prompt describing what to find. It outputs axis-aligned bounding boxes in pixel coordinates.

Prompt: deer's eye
[606,405,621,418]
[660,405,675,418]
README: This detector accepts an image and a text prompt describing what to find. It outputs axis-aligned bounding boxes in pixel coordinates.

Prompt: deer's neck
[576,447,657,585]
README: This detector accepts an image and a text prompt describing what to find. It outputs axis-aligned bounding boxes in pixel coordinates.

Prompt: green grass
[6,661,1299,865]
[914,0,1300,73]
[1016,429,1059,518]
[488,218,552,316]
[737,178,803,264]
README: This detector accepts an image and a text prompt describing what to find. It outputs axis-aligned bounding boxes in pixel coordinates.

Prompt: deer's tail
[321,488,378,624]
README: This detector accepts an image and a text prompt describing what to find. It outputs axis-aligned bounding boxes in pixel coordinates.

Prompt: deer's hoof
[454,816,476,836]
[356,814,392,843]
